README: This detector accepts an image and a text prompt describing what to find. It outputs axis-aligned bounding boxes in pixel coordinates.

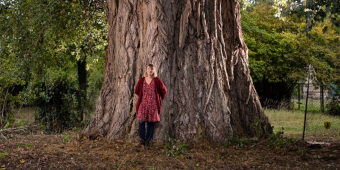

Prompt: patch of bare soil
[0,130,339,169]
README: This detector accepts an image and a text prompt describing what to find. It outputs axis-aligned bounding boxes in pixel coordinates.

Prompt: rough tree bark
[84,0,272,143]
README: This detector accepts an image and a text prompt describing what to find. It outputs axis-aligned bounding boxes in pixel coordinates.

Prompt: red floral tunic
[137,79,160,122]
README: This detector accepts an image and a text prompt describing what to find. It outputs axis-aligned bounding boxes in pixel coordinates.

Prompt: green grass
[265,109,340,141]
[0,152,9,159]
[292,98,327,112]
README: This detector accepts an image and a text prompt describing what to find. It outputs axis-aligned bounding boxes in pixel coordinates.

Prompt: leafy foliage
[324,121,332,129]
[250,117,267,138]
[242,2,340,107]
[242,4,309,105]
[327,84,340,115]
[286,0,340,31]
[0,0,106,130]
[162,138,189,157]
[0,52,26,127]
[62,131,72,143]
[28,69,79,132]
[266,128,296,149]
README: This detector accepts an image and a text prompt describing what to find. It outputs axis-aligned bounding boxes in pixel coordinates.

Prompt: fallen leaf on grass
[20,160,25,163]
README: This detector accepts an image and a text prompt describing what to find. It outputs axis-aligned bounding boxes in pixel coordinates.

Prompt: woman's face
[146,66,154,77]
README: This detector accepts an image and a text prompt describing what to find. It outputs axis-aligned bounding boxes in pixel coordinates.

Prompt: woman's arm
[158,78,167,99]
[135,78,143,95]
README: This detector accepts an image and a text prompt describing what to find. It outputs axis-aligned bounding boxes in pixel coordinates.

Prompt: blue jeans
[139,121,154,142]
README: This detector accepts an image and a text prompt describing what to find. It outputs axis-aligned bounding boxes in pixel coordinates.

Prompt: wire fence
[292,82,331,113]
[266,65,339,142]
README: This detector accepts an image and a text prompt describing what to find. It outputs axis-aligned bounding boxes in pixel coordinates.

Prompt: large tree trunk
[84,0,272,143]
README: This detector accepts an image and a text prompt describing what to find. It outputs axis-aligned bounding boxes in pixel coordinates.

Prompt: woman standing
[135,64,167,146]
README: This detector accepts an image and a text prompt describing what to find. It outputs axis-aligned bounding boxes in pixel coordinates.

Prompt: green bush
[324,121,332,129]
[28,69,81,132]
[162,138,189,157]
[327,97,340,116]
[4,117,26,128]
[327,84,340,116]
[250,117,266,138]
[267,128,296,149]
[3,116,15,129]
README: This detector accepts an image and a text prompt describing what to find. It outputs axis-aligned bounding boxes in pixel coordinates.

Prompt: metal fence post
[298,83,301,110]
[303,65,311,141]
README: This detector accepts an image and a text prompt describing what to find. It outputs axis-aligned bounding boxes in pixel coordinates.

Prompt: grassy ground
[265,109,340,142]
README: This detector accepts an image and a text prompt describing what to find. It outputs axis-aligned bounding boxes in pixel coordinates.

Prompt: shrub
[3,116,15,129]
[327,96,340,116]
[327,84,340,116]
[28,69,81,132]
[324,121,332,129]
[250,117,267,138]
[162,138,189,157]
[267,127,296,149]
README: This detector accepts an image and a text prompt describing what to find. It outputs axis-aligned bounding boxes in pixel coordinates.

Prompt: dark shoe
[139,139,145,146]
[145,141,150,147]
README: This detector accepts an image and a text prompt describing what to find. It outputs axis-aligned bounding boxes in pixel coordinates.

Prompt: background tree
[287,0,340,33]
[84,0,272,142]
[0,0,107,131]
[242,3,308,106]
[241,1,340,108]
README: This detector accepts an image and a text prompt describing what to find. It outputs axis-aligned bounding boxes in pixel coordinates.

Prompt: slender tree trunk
[320,84,324,113]
[84,0,272,142]
[77,58,87,95]
[77,56,87,121]
[1,89,10,127]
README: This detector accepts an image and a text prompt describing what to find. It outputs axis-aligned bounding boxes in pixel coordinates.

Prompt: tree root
[0,125,39,135]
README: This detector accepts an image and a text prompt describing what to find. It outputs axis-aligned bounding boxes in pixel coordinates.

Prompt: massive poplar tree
[84,0,272,142]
